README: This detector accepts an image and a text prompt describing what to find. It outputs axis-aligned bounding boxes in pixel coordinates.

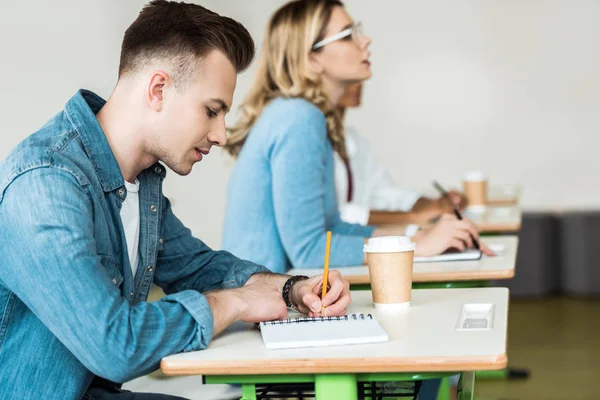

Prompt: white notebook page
[259,313,388,350]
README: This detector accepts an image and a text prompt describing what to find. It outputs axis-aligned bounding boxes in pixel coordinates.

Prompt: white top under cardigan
[334,127,422,226]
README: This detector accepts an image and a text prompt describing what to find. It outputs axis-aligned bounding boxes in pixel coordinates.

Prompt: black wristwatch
[282,275,309,310]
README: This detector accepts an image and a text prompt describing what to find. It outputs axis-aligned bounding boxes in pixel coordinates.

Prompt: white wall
[1,0,599,248]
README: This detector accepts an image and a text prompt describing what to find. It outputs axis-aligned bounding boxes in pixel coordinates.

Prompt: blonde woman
[222,0,490,274]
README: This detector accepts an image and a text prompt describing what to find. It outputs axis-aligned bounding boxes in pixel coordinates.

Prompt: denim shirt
[222,97,375,273]
[0,90,268,400]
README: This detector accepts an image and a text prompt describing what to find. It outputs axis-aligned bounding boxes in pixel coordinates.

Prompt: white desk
[162,288,508,376]
[162,289,507,399]
[464,206,522,233]
[289,236,518,285]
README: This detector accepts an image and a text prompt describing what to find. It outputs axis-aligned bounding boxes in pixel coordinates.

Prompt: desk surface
[464,206,521,233]
[161,288,508,376]
[290,236,518,285]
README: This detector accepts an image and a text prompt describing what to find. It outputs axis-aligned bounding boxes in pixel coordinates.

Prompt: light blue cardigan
[222,97,375,273]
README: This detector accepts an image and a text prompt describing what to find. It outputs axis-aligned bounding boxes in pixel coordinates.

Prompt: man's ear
[147,70,171,112]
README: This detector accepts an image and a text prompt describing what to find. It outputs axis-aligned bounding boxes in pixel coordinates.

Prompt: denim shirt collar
[64,89,125,193]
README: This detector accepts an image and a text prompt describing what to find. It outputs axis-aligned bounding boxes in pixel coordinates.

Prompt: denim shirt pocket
[100,255,124,288]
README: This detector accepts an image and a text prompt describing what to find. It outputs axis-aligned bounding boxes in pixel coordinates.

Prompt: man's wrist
[245,271,289,293]
[205,289,246,324]
[283,275,309,310]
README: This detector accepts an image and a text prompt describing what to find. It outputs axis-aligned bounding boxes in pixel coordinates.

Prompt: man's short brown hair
[119,0,255,86]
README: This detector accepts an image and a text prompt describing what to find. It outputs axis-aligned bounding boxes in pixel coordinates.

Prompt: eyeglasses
[311,22,364,50]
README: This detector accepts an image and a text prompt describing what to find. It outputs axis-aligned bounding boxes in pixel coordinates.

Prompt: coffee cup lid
[463,170,487,181]
[363,236,416,253]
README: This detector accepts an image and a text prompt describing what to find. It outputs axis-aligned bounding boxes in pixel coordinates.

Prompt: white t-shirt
[120,179,140,277]
[334,127,422,226]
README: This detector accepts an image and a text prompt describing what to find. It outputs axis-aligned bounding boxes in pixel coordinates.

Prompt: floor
[475,296,600,400]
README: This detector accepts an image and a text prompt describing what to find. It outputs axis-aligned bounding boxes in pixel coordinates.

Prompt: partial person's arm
[367,209,422,225]
[408,191,465,221]
[368,194,462,225]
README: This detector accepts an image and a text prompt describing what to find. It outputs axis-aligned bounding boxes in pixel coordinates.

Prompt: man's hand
[233,279,289,323]
[204,271,353,337]
[413,214,494,257]
[289,270,351,318]
[205,277,289,336]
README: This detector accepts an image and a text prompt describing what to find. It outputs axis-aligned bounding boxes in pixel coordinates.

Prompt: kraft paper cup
[364,236,415,311]
[463,170,488,211]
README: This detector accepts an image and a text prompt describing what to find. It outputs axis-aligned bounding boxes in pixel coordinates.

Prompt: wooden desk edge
[487,199,518,206]
[477,222,522,233]
[487,193,520,206]
[345,269,515,285]
[160,354,507,376]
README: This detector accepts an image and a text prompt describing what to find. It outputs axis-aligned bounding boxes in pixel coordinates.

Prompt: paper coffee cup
[363,236,415,311]
[463,170,488,210]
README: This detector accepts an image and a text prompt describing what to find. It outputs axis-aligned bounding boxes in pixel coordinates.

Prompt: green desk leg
[436,376,451,400]
[476,368,529,380]
[241,383,257,400]
[475,369,508,380]
[458,372,475,400]
[314,374,357,400]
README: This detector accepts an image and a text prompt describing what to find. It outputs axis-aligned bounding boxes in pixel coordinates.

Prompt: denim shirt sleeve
[0,168,219,383]
[154,197,269,295]
[270,105,374,268]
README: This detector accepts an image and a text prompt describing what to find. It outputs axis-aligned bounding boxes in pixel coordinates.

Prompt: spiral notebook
[258,313,388,350]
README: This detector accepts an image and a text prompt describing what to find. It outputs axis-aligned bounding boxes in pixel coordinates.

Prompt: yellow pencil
[321,231,332,312]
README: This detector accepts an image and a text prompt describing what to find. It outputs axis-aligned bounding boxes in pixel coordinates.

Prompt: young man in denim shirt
[0,2,351,399]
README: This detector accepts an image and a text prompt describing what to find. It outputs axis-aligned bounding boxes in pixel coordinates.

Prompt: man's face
[148,49,236,175]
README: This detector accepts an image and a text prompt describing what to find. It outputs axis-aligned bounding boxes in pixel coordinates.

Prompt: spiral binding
[260,313,373,326]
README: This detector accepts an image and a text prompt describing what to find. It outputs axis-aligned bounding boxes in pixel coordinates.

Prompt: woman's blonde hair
[225,0,347,160]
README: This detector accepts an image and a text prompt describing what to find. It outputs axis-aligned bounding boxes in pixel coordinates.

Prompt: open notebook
[258,313,388,350]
